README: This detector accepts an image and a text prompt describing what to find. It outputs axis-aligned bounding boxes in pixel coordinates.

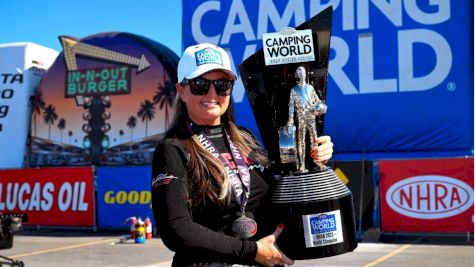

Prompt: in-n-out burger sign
[386,175,474,219]
[0,182,89,212]
[262,27,315,66]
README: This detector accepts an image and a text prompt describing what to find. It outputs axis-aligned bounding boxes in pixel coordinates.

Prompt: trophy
[239,7,357,259]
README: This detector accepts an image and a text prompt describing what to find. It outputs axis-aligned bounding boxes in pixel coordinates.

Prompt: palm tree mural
[33,91,46,136]
[127,116,137,141]
[153,80,176,130]
[119,129,124,143]
[68,130,73,144]
[43,104,58,140]
[137,100,155,138]
[57,118,66,142]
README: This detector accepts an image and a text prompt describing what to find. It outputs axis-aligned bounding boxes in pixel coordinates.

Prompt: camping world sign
[262,28,315,66]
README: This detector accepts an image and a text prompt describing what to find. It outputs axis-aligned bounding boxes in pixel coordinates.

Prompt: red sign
[0,167,95,226]
[380,158,474,233]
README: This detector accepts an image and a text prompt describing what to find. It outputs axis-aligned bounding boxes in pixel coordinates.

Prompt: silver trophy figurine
[282,66,327,173]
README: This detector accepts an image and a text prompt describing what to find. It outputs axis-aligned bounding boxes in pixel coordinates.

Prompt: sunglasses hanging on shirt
[182,77,234,96]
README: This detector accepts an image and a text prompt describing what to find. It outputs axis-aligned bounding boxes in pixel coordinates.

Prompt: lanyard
[190,123,251,211]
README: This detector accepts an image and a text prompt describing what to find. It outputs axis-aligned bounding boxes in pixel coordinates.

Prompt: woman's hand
[255,224,294,267]
[310,135,333,164]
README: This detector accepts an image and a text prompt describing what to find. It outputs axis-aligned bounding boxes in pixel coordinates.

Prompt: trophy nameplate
[239,6,357,259]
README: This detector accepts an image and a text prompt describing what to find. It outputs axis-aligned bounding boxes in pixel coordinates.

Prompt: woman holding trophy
[151,43,334,266]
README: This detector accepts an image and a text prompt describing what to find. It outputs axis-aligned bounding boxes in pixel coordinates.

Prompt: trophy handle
[279,126,297,167]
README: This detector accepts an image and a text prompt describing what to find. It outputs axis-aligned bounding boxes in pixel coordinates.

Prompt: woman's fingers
[255,224,295,266]
[272,223,284,239]
[311,136,333,162]
[279,251,294,266]
[272,224,294,266]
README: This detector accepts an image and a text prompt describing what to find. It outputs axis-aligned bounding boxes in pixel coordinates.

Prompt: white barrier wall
[0,43,58,168]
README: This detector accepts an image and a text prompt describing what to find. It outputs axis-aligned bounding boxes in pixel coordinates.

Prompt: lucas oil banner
[0,167,95,227]
[182,0,474,157]
[380,158,474,233]
[0,43,58,168]
[96,166,154,229]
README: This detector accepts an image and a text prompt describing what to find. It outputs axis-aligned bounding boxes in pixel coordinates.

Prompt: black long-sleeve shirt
[151,124,274,266]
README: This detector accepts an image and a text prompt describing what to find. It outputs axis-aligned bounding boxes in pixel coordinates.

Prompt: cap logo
[195,48,223,66]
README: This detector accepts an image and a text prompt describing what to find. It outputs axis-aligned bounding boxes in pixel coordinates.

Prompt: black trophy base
[270,169,358,260]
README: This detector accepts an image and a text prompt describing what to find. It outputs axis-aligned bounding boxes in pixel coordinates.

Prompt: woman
[151,43,334,266]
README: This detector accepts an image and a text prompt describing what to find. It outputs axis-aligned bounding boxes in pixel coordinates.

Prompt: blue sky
[0,0,183,55]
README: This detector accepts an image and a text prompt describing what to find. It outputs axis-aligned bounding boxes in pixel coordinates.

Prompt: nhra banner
[380,158,474,233]
[0,167,95,227]
[96,166,154,229]
[0,43,58,168]
[182,0,474,157]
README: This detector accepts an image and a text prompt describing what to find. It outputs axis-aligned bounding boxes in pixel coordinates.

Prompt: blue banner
[182,0,474,158]
[96,166,154,229]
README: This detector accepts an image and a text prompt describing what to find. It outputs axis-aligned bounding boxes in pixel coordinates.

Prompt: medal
[190,122,258,239]
[232,213,257,239]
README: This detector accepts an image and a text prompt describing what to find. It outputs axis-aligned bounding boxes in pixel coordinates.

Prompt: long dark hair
[165,94,269,206]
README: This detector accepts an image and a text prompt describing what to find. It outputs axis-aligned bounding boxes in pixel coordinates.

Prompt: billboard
[380,158,474,233]
[0,43,58,168]
[182,0,474,157]
[96,166,154,229]
[0,167,95,227]
[29,32,179,166]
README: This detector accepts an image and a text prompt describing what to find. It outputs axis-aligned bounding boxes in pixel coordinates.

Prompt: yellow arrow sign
[60,36,151,73]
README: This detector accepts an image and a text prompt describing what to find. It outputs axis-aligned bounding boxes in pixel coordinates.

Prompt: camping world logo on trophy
[239,7,357,259]
[262,27,315,66]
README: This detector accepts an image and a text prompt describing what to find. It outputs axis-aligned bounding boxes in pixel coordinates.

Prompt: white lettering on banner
[357,0,402,29]
[221,0,255,45]
[18,183,30,211]
[358,34,397,93]
[358,33,397,93]
[29,182,41,211]
[0,182,55,211]
[330,28,452,94]
[327,37,358,94]
[404,0,450,24]
[58,182,88,212]
[398,29,452,91]
[42,183,54,210]
[58,182,71,211]
[6,183,18,210]
[191,0,453,98]
[386,175,474,219]
[192,1,221,44]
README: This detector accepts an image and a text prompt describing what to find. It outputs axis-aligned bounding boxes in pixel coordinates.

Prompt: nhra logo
[310,213,336,234]
[195,48,223,66]
[386,175,474,219]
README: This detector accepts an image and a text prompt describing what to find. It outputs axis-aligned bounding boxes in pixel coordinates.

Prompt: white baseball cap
[177,43,237,82]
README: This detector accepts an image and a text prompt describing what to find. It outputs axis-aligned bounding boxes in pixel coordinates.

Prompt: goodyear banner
[380,158,474,233]
[182,0,474,157]
[96,166,154,229]
[0,43,58,168]
[0,167,95,227]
